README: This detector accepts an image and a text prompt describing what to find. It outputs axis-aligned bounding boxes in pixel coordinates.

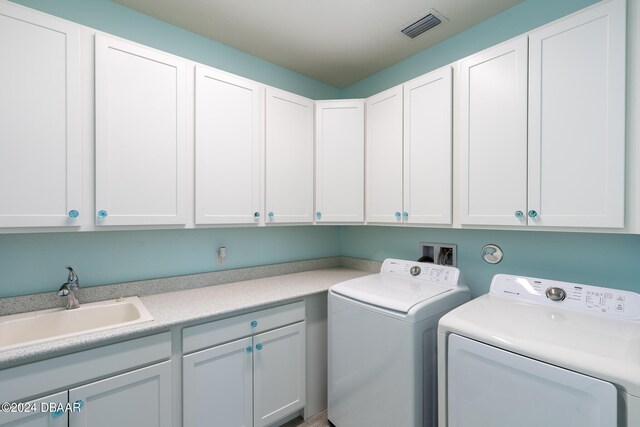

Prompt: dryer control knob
[546,287,566,302]
[410,266,421,276]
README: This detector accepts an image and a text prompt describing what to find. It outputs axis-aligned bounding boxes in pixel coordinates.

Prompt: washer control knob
[410,266,421,276]
[546,287,566,302]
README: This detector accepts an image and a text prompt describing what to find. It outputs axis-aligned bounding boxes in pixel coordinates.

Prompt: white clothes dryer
[328,258,470,427]
[438,274,640,427]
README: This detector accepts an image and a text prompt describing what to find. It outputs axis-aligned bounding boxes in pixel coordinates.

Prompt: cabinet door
[95,34,187,226]
[0,3,81,228]
[265,88,314,224]
[403,66,453,225]
[253,322,305,427]
[528,0,625,228]
[68,361,172,427]
[458,37,528,226]
[183,337,253,427]
[315,100,365,223]
[0,391,67,427]
[195,66,262,225]
[365,86,404,224]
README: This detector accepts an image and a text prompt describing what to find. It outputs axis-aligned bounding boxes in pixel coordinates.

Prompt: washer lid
[330,273,453,313]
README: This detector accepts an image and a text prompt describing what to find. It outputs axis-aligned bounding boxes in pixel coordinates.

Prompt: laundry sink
[0,296,153,351]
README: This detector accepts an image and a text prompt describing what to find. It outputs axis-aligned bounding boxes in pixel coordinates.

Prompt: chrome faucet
[57,266,80,309]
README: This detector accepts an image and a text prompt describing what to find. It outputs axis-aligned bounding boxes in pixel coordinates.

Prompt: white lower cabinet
[0,361,171,427]
[0,333,172,427]
[68,361,172,427]
[0,391,68,427]
[183,337,253,427]
[253,323,306,427]
[183,302,306,427]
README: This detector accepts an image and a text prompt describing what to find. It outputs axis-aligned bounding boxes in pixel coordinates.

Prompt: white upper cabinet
[458,37,529,227]
[0,0,628,234]
[315,100,365,223]
[95,34,187,226]
[0,3,81,228]
[265,87,314,224]
[366,66,453,226]
[459,0,625,229]
[404,66,453,225]
[366,86,404,224]
[527,0,625,228]
[195,66,262,225]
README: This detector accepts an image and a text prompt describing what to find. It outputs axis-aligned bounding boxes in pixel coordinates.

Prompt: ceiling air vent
[401,11,443,39]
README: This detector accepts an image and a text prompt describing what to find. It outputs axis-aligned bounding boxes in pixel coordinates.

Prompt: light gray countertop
[0,266,372,369]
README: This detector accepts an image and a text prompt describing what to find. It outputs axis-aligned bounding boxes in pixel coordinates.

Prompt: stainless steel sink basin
[0,297,153,351]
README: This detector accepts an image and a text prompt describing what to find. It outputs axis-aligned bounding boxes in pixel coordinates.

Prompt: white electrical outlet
[217,246,226,266]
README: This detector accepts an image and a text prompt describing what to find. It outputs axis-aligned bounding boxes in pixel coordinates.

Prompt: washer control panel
[491,274,640,320]
[381,258,460,286]
[545,287,566,301]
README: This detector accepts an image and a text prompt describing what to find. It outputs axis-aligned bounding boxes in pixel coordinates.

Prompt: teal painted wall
[340,0,600,98]
[9,0,341,100]
[341,227,640,298]
[2,0,639,301]
[0,227,341,298]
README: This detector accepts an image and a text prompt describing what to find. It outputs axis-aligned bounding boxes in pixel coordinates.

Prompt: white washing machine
[328,258,470,427]
[438,274,640,427]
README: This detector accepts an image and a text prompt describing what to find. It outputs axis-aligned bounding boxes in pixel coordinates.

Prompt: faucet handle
[57,283,70,297]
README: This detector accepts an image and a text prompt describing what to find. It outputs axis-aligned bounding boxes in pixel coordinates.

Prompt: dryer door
[447,334,617,427]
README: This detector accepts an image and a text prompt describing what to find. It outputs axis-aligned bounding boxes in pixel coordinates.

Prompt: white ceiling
[113,0,523,88]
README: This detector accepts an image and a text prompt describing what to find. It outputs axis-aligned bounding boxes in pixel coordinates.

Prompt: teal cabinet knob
[515,210,524,219]
[97,210,108,218]
[528,210,538,218]
[316,211,321,219]
[250,320,258,328]
[268,211,274,218]
[52,409,64,418]
[256,343,263,351]
[395,211,401,219]
[68,210,79,218]
[74,400,84,409]
[246,346,253,353]
[403,211,408,218]
[254,211,260,218]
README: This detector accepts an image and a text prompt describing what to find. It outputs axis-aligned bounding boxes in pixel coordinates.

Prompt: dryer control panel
[490,274,640,320]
